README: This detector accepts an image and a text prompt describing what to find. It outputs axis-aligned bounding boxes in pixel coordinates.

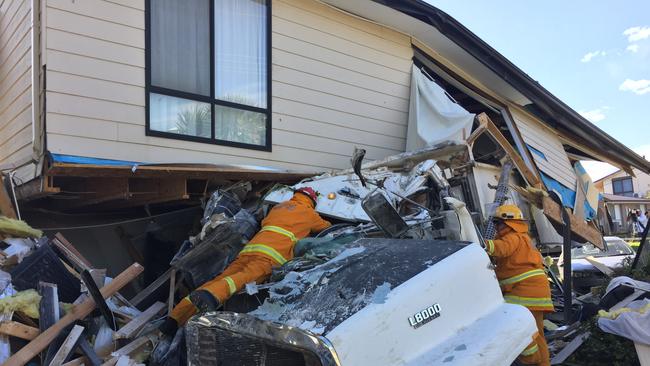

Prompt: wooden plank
[110,336,151,358]
[0,176,17,218]
[48,324,85,366]
[550,332,590,364]
[5,263,144,366]
[168,269,176,315]
[479,113,541,187]
[0,321,40,340]
[39,282,60,362]
[53,233,92,270]
[62,356,88,366]
[114,302,165,340]
[129,268,172,307]
[542,196,604,249]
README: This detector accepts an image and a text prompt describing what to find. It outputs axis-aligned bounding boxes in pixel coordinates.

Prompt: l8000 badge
[408,303,441,329]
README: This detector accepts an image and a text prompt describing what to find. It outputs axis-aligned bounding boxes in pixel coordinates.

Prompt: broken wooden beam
[114,302,165,340]
[129,268,172,308]
[477,113,541,187]
[0,321,40,340]
[5,263,144,366]
[48,325,85,366]
[542,196,604,249]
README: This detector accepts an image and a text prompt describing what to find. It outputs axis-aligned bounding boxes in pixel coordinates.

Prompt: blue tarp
[539,172,596,220]
[51,154,142,166]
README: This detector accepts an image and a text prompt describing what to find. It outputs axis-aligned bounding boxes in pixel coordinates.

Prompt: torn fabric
[406,65,474,150]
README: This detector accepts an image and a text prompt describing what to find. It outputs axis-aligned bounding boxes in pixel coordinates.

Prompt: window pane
[151,0,210,95]
[613,180,622,193]
[215,105,266,145]
[214,0,267,108]
[150,94,211,138]
[622,178,633,191]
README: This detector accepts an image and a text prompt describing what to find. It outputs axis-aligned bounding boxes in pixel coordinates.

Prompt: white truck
[183,145,538,365]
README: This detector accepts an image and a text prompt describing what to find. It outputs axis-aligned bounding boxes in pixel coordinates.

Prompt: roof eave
[376,0,650,174]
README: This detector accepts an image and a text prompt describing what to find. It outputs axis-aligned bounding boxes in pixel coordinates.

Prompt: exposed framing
[144,0,273,152]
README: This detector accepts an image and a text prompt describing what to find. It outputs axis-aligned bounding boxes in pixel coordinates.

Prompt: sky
[425,0,650,180]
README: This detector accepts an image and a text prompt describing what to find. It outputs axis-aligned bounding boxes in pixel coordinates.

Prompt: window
[146,0,271,150]
[612,177,634,197]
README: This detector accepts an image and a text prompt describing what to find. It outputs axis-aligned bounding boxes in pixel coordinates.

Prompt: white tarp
[406,65,475,151]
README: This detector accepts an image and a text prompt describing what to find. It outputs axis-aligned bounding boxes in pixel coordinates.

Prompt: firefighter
[159,187,331,335]
[485,204,553,366]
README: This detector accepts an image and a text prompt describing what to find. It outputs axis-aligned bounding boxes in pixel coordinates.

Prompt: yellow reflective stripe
[486,240,495,255]
[504,295,554,308]
[499,269,546,286]
[260,225,297,243]
[521,344,539,356]
[224,276,237,295]
[240,244,287,265]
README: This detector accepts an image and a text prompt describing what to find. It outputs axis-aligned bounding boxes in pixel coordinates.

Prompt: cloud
[623,26,650,42]
[579,108,606,122]
[619,79,650,95]
[580,50,606,62]
[627,44,640,53]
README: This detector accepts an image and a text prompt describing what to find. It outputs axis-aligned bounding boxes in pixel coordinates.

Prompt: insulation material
[599,299,650,346]
[406,65,474,150]
[511,111,577,191]
[0,289,41,318]
[0,217,42,238]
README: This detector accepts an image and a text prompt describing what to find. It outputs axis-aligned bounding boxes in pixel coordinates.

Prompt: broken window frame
[144,0,273,152]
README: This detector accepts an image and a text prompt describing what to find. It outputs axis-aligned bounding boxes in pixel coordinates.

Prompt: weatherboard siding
[510,108,577,189]
[0,0,33,169]
[43,0,412,172]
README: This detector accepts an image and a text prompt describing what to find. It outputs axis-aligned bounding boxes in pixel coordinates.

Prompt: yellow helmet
[495,204,525,220]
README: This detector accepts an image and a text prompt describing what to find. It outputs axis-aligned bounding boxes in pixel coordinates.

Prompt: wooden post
[4,263,144,366]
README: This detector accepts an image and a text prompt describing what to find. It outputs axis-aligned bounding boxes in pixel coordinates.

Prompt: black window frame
[144,0,272,152]
[612,176,634,196]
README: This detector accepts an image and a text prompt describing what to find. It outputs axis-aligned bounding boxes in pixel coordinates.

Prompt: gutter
[376,0,650,174]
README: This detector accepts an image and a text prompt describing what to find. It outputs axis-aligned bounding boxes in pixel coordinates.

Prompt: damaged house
[1,0,650,364]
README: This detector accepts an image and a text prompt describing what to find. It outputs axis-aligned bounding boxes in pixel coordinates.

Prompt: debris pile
[0,216,148,365]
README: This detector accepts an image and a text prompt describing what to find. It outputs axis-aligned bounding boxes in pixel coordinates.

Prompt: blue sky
[426,0,650,179]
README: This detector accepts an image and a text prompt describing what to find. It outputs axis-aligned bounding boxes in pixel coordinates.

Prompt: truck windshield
[572,240,633,259]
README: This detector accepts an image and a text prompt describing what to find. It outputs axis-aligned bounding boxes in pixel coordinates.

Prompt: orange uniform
[170,192,331,325]
[486,220,553,366]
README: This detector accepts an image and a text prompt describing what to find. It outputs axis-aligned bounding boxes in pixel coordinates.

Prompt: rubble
[0,112,643,365]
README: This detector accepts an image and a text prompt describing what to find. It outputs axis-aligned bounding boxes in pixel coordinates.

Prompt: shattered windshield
[572,240,633,259]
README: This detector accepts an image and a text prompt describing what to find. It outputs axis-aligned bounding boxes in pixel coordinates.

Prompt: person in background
[485,204,553,366]
[159,187,331,335]
[638,209,648,232]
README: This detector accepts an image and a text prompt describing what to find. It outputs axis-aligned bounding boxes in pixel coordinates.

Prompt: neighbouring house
[595,168,650,233]
[1,0,649,225]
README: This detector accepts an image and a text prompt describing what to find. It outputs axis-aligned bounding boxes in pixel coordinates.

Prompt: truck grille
[187,313,339,366]
[195,326,308,366]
